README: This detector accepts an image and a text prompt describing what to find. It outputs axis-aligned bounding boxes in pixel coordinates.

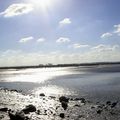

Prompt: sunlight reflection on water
[0,67,80,83]
[32,85,77,96]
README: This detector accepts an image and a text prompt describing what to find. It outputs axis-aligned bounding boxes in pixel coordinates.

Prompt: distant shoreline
[0,61,120,69]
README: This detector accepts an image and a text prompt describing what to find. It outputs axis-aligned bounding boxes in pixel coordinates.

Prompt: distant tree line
[0,61,120,69]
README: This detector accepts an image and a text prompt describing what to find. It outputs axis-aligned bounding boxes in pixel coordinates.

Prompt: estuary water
[0,64,120,101]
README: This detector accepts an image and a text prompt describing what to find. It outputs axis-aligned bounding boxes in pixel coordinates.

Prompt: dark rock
[22,104,36,114]
[44,110,47,113]
[106,101,111,105]
[49,96,56,99]
[9,111,26,120]
[40,93,45,96]
[74,98,81,101]
[97,109,102,114]
[0,107,8,112]
[59,96,69,103]
[111,101,118,108]
[97,105,103,109]
[36,110,40,115]
[61,101,68,110]
[59,113,65,118]
[79,98,86,103]
[70,98,74,101]
[74,104,80,107]
[0,115,4,119]
[91,106,95,109]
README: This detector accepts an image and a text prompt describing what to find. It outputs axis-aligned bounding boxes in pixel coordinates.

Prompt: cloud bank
[0,45,120,67]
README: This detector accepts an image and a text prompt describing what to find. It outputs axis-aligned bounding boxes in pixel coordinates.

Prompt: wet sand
[0,88,120,120]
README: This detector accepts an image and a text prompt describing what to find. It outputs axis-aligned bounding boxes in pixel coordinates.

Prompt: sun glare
[29,0,53,10]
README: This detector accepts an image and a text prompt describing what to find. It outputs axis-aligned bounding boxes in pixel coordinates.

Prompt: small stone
[74,98,81,101]
[9,111,25,120]
[106,101,111,105]
[0,107,8,112]
[97,109,102,114]
[91,106,95,109]
[97,105,103,109]
[80,98,86,103]
[40,93,45,96]
[36,110,40,115]
[59,96,69,103]
[49,96,56,99]
[111,102,118,108]
[22,104,36,114]
[61,101,68,110]
[60,113,65,118]
[74,104,80,107]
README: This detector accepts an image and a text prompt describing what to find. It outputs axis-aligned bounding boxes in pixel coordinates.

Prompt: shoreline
[0,88,120,120]
[0,62,120,70]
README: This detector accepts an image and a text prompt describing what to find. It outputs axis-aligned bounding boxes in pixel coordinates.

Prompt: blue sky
[0,0,120,66]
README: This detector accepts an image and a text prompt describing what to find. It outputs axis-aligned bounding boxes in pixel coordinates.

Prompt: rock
[61,101,68,110]
[49,96,56,99]
[97,109,102,114]
[74,98,81,101]
[59,96,69,103]
[59,113,65,118]
[106,101,111,105]
[91,106,95,109]
[74,104,80,107]
[79,98,86,103]
[0,115,4,119]
[70,98,74,101]
[36,110,40,115]
[40,93,45,97]
[0,107,8,112]
[9,111,26,120]
[111,101,118,108]
[22,104,36,114]
[97,105,103,109]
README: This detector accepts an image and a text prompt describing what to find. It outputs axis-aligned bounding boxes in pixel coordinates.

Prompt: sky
[0,0,120,66]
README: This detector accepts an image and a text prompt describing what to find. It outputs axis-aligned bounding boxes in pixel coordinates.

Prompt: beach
[0,64,120,119]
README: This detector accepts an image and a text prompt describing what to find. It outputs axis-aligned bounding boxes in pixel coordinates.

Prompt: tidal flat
[0,65,120,119]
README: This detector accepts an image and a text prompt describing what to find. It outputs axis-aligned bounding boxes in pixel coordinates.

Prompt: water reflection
[0,68,78,83]
[32,85,76,96]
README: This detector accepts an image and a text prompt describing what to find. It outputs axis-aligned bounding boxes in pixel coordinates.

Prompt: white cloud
[114,24,120,35]
[73,43,89,49]
[101,32,112,38]
[56,37,70,43]
[0,3,34,17]
[37,38,45,43]
[91,44,119,52]
[59,18,71,27]
[19,36,34,43]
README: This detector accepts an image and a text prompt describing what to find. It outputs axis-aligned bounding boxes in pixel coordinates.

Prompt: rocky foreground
[0,89,120,120]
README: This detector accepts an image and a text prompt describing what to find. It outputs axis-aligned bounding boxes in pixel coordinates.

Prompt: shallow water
[0,65,120,101]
